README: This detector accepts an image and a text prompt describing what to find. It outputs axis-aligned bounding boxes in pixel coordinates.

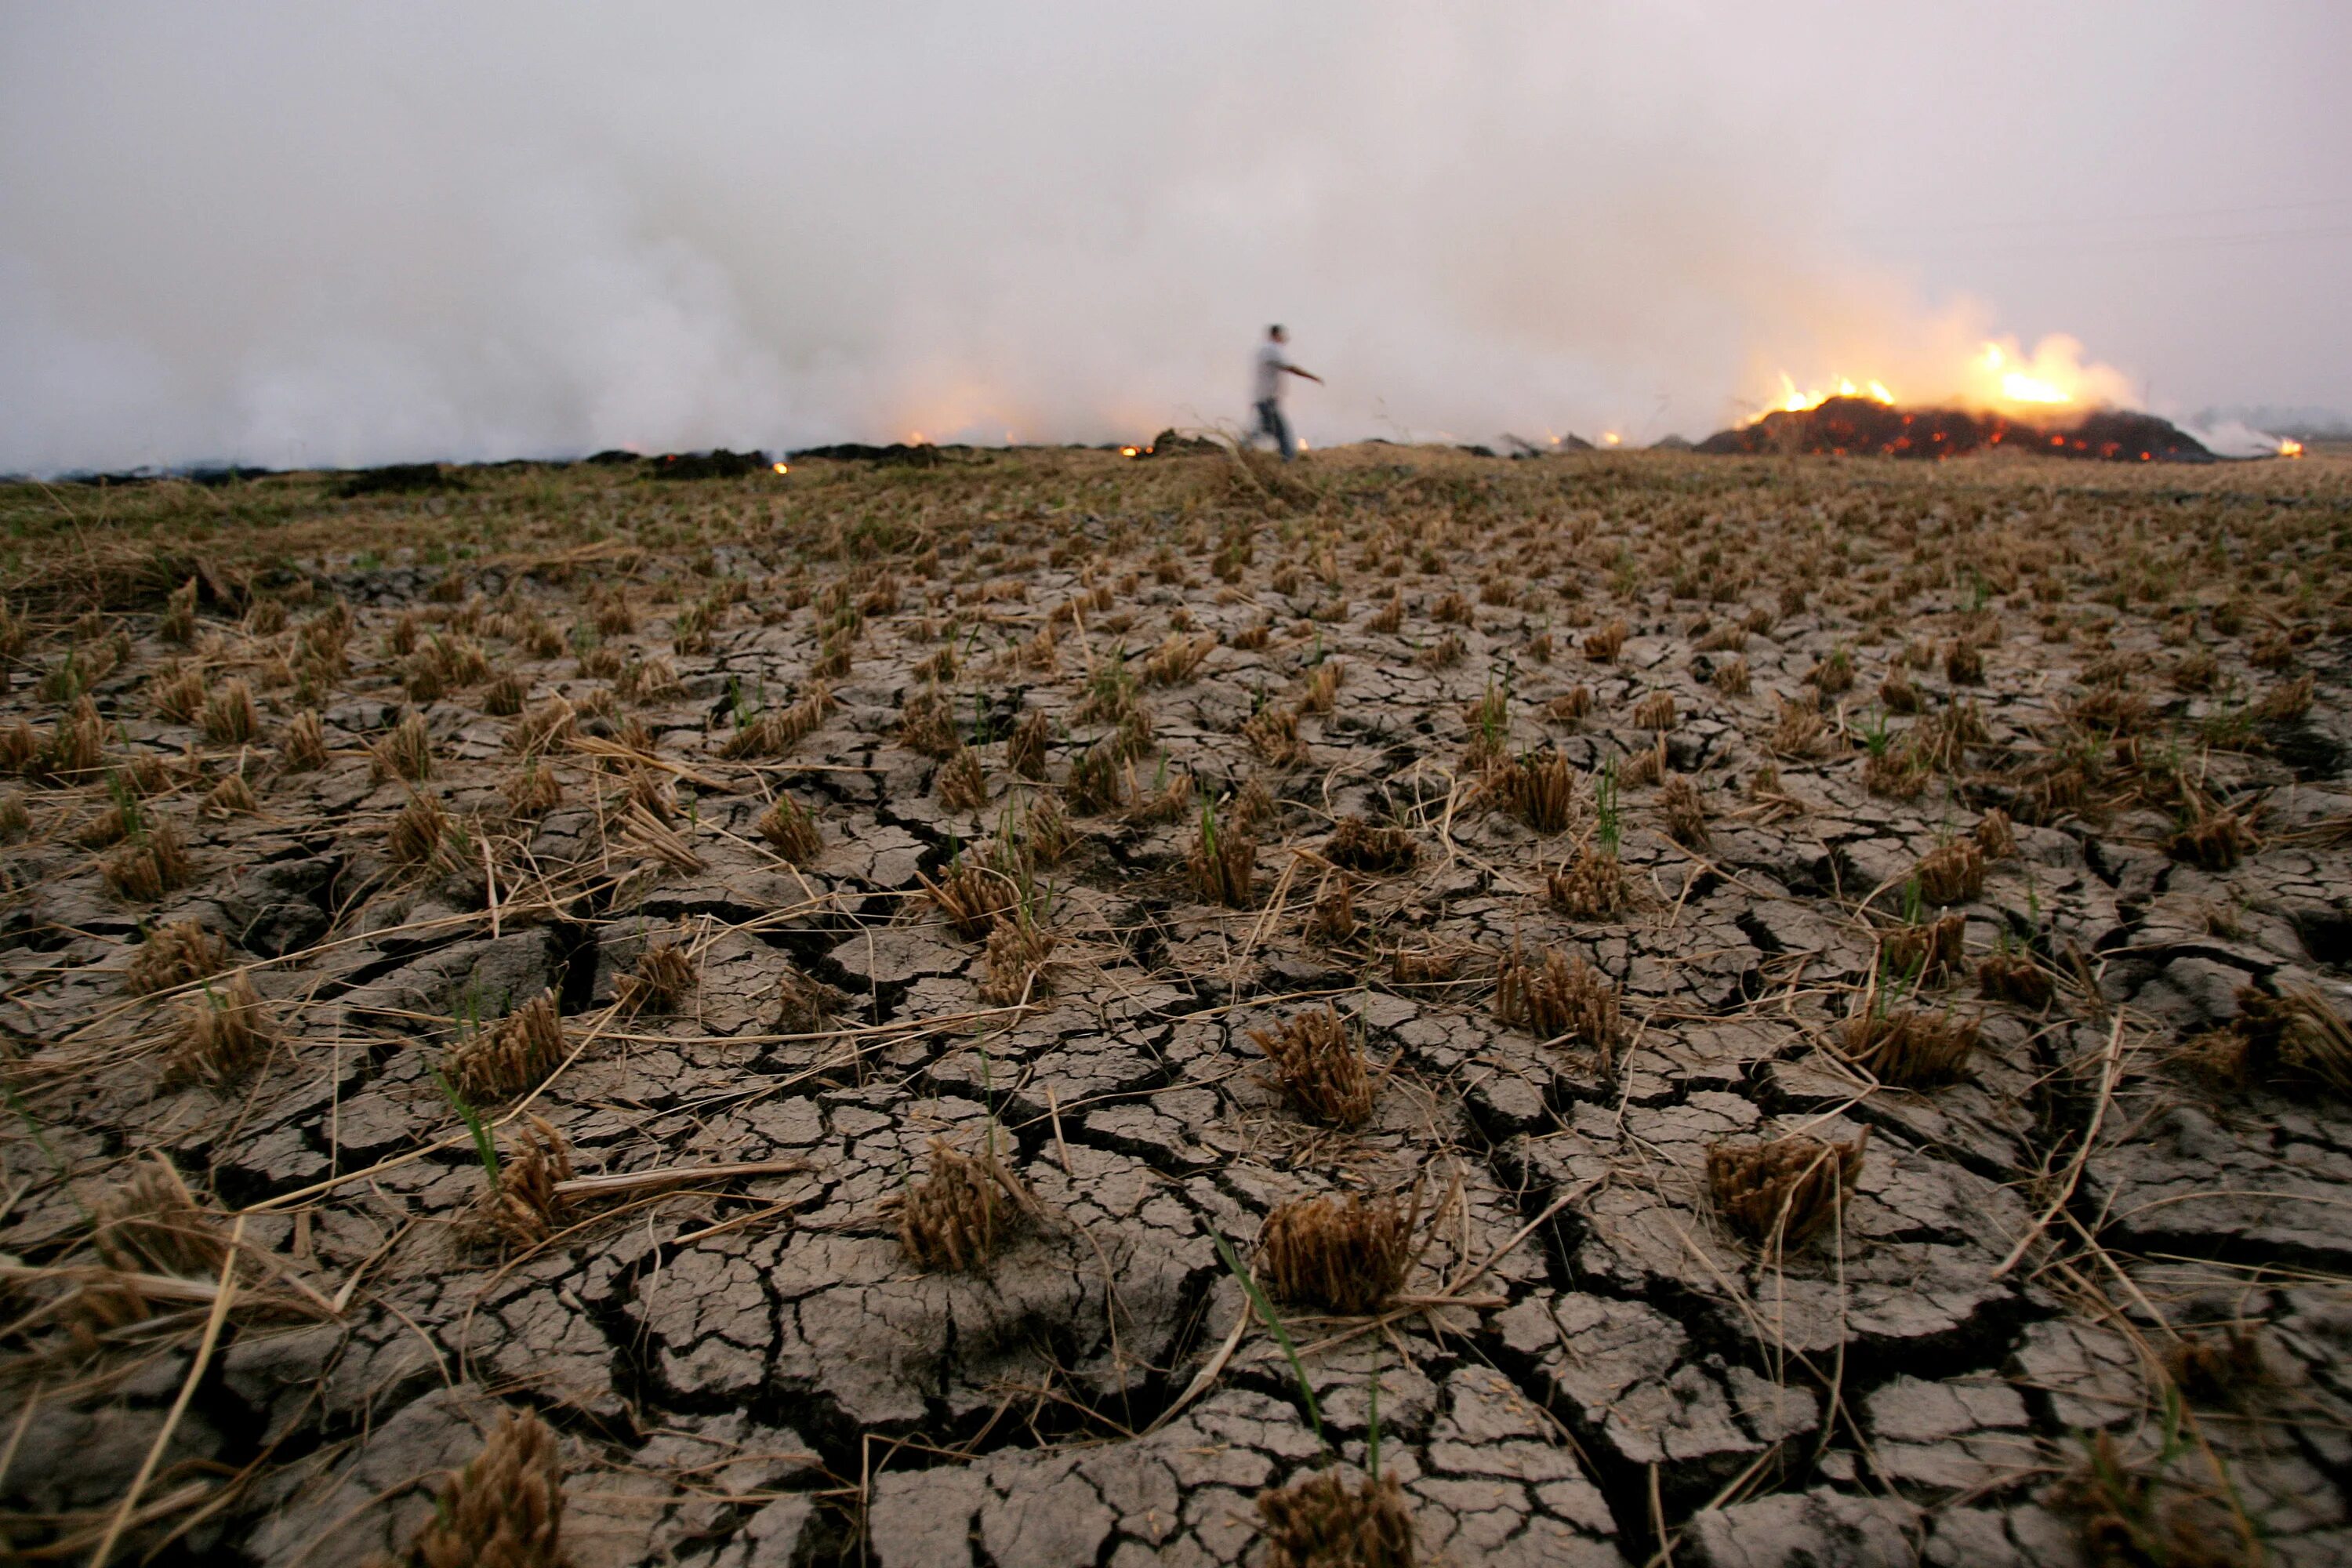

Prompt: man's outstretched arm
[1283,363,1325,386]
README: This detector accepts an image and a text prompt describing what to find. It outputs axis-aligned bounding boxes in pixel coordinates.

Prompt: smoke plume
[1,2,2338,473]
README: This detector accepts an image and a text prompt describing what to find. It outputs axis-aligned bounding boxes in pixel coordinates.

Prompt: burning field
[2,440,2349,1567]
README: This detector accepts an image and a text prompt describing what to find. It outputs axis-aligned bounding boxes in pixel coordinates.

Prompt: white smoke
[0,2,2323,474]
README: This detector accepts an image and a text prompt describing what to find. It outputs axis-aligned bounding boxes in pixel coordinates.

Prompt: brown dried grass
[91,1156,229,1279]
[445,989,567,1104]
[1842,1007,1978,1087]
[126,920,227,995]
[397,1408,567,1568]
[978,912,1056,1006]
[1324,816,1416,873]
[615,940,697,1015]
[1915,840,1985,905]
[100,818,192,901]
[1258,1186,1421,1315]
[896,1135,1035,1272]
[1250,1006,1376,1127]
[1255,1469,1416,1568]
[757,793,822,863]
[1707,1128,1867,1250]
[1494,942,1621,1071]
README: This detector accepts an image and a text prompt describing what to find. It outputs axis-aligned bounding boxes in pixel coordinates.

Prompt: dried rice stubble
[1658,772,1710,848]
[465,1116,575,1254]
[445,989,568,1105]
[1189,803,1257,908]
[1840,1006,1979,1088]
[501,759,564,819]
[1257,1185,1424,1316]
[372,709,436,782]
[200,677,260,746]
[1882,913,1965,985]
[1005,709,1051,779]
[1914,838,1985,906]
[978,911,1056,1007]
[1707,1127,1869,1250]
[2053,1428,2256,1568]
[1255,1468,1417,1568]
[1250,1004,1377,1128]
[770,959,850,1036]
[1486,748,1581,834]
[895,1135,1039,1273]
[277,708,328,772]
[100,816,194,902]
[1323,815,1416,874]
[920,861,1018,939]
[935,746,986,810]
[1305,873,1357,946]
[1546,844,1628,920]
[1977,938,2056,1010]
[756,793,822,863]
[615,938,698,1016]
[163,972,279,1088]
[393,1407,568,1568]
[2209,985,2352,1098]
[1494,942,1622,1075]
[90,1153,232,1280]
[125,919,227,995]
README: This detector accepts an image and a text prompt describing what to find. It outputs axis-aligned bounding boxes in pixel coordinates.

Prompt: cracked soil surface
[2,443,2350,1566]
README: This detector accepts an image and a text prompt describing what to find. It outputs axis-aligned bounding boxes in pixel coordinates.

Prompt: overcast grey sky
[2,1,2344,471]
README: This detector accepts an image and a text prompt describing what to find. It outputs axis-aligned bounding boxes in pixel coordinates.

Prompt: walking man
[1250,325,1322,462]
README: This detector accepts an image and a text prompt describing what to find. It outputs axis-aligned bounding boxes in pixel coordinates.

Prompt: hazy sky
[2,2,2345,471]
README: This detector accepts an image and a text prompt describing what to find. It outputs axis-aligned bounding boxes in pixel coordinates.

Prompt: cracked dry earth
[2,445,2351,1568]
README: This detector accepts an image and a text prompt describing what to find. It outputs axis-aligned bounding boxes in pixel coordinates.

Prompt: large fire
[1744,334,2130,428]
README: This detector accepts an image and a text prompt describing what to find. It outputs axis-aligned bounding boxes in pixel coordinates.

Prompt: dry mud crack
[2,445,2350,1566]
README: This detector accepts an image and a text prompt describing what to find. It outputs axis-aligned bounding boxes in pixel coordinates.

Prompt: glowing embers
[1700,398,2213,463]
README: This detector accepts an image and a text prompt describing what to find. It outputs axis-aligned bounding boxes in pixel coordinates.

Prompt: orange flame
[2279,437,2305,459]
[1748,334,2132,426]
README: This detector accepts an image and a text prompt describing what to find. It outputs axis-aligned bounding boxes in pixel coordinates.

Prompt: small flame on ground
[1120,445,1140,458]
[1602,431,1622,447]
[771,461,789,475]
[2280,438,2305,459]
